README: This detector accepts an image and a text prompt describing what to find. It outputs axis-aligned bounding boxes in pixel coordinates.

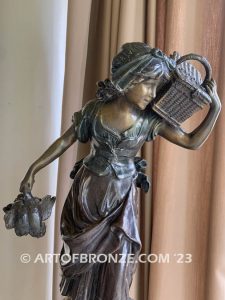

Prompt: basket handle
[176,54,212,85]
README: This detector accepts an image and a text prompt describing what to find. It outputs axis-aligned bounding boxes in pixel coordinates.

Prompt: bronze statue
[3,42,221,300]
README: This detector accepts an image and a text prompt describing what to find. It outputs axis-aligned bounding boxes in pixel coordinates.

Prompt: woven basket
[152,54,212,127]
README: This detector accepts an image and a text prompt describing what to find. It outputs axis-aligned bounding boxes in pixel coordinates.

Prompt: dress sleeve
[145,111,162,142]
[72,99,98,143]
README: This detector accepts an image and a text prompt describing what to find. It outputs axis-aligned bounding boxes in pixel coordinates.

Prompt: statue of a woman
[18,42,221,300]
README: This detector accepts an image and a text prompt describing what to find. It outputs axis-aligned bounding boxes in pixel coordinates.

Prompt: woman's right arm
[20,125,77,193]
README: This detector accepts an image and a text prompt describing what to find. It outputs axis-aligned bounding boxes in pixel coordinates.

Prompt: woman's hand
[204,79,222,110]
[20,168,35,194]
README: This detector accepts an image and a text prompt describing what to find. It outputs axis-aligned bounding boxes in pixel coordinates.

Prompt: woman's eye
[144,84,154,88]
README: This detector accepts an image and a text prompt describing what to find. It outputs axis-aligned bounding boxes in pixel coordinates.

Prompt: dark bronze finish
[4,42,221,300]
[3,193,55,238]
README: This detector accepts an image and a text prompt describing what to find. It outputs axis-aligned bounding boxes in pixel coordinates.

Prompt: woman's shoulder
[81,98,98,113]
[72,99,100,121]
[72,99,102,143]
[80,98,102,118]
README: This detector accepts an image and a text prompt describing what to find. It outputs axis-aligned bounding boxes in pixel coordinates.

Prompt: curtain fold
[54,1,225,299]
[149,1,225,300]
[52,1,92,299]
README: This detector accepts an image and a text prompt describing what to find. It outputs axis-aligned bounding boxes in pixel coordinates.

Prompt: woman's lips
[143,98,152,103]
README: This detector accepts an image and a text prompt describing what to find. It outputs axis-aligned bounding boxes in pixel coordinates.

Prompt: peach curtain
[148,1,225,300]
[53,1,225,300]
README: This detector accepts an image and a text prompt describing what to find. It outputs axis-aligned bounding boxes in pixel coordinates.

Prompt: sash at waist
[70,155,150,192]
[83,149,136,179]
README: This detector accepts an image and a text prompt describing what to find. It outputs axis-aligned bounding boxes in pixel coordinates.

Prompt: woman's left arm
[156,79,221,150]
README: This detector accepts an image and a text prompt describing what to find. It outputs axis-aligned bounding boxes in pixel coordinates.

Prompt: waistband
[70,156,150,192]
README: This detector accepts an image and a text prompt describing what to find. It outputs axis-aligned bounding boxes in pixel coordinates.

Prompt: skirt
[59,165,142,300]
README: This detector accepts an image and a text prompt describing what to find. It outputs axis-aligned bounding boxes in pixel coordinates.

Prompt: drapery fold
[148,1,225,300]
[54,1,225,300]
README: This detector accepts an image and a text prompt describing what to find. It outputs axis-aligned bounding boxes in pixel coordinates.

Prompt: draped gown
[59,99,162,300]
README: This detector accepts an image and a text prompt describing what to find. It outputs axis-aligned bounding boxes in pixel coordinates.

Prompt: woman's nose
[149,87,156,98]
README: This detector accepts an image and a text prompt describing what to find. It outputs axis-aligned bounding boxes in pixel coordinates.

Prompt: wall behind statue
[0,1,68,299]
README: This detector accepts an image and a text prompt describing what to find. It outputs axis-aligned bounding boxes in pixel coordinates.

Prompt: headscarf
[111,42,176,91]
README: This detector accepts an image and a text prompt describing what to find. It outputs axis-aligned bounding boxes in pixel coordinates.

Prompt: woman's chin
[137,103,148,110]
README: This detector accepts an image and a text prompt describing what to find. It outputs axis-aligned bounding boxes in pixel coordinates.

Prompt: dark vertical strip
[155,0,167,50]
[153,0,167,220]
[82,0,100,104]
[151,0,167,242]
[108,0,113,78]
[148,2,167,297]
[144,0,149,43]
[140,4,153,300]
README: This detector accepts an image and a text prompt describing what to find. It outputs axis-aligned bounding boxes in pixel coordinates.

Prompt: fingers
[205,86,211,95]
[204,78,221,108]
[20,184,31,194]
[205,78,217,89]
[212,78,217,89]
[204,79,217,97]
[205,84,213,94]
[20,179,34,194]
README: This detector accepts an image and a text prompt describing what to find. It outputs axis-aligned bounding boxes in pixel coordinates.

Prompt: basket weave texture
[152,58,212,127]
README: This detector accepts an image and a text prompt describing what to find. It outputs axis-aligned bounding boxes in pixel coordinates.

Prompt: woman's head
[111,42,176,92]
[96,42,176,107]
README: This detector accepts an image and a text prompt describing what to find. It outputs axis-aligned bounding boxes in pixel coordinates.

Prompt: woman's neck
[114,95,141,116]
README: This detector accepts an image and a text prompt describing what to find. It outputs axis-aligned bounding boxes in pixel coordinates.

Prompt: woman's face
[125,78,160,110]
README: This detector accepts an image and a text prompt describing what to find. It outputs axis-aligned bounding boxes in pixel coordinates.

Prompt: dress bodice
[72,99,162,178]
